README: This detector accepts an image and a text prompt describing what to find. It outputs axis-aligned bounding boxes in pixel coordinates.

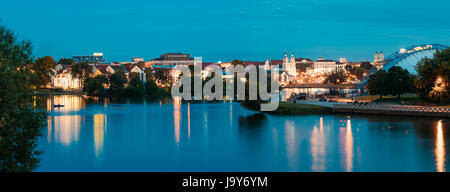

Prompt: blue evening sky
[1,0,450,62]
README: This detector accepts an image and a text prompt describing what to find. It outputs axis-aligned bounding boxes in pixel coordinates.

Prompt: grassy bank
[354,93,448,106]
[267,102,332,115]
[355,93,419,102]
[32,88,83,95]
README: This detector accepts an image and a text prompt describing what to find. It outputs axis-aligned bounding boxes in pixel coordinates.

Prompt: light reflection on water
[436,120,446,172]
[38,95,448,172]
[345,119,353,172]
[174,98,181,146]
[310,117,326,172]
[94,114,106,157]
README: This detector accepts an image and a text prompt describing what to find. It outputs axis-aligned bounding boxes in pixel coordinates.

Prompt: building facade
[53,70,82,90]
[145,53,194,68]
[73,53,106,64]
[282,52,297,78]
[311,57,340,74]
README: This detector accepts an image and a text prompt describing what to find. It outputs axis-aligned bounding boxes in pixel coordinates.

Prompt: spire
[283,51,289,65]
[290,52,295,64]
[374,52,379,63]
[264,59,270,70]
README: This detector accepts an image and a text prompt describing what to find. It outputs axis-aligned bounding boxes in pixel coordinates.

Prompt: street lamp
[433,76,446,106]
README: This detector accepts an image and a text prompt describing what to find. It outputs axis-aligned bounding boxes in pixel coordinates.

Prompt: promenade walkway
[291,100,450,117]
[333,103,450,117]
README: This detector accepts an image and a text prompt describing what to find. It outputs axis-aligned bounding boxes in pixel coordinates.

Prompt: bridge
[356,44,449,93]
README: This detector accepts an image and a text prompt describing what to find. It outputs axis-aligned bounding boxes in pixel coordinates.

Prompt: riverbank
[268,102,332,115]
[32,88,84,96]
[333,103,450,118]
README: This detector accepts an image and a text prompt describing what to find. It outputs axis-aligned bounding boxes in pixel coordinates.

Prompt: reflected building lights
[345,119,354,172]
[47,116,52,142]
[46,95,84,146]
[310,117,326,172]
[435,120,446,172]
[51,115,81,145]
[284,120,296,171]
[174,97,181,145]
[49,95,84,112]
[187,103,191,141]
[339,119,354,172]
[94,114,106,157]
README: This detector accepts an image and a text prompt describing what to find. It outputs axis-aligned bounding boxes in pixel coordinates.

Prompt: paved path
[289,100,450,117]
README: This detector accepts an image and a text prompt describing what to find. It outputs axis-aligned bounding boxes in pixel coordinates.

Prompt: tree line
[1,23,46,171]
[367,49,449,105]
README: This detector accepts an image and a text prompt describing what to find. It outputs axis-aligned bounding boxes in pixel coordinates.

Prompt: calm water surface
[37,95,449,172]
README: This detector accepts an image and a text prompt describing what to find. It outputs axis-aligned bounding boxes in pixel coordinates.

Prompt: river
[37,95,448,172]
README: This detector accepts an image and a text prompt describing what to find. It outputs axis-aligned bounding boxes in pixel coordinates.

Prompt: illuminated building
[144,53,195,68]
[310,57,345,74]
[53,69,82,90]
[72,52,106,64]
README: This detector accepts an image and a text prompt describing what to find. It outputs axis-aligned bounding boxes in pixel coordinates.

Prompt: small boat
[53,104,65,108]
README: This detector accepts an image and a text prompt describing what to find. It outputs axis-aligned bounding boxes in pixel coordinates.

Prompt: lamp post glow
[431,76,446,106]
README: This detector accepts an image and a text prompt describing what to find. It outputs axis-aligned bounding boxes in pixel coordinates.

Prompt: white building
[311,57,340,74]
[53,70,82,90]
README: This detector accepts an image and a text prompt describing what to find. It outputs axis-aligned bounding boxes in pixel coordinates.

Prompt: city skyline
[2,0,450,62]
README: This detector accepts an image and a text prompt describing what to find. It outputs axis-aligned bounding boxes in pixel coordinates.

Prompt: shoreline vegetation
[268,102,332,115]
[1,23,46,171]
[242,102,332,115]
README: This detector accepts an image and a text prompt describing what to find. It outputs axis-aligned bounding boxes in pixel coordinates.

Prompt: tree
[153,68,172,86]
[367,69,389,99]
[57,58,73,65]
[33,56,56,87]
[429,76,448,105]
[145,79,158,97]
[414,49,450,102]
[108,70,127,95]
[387,66,413,99]
[326,68,346,84]
[129,75,143,89]
[125,76,145,96]
[360,62,373,70]
[231,59,244,66]
[129,72,140,82]
[71,62,92,85]
[0,23,46,171]
[355,68,367,80]
[84,75,108,96]
[415,58,436,100]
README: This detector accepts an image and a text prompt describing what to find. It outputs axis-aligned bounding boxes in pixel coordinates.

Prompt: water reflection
[46,95,85,146]
[174,98,181,146]
[284,120,296,171]
[345,119,353,172]
[435,120,446,172]
[48,115,81,145]
[37,95,450,172]
[188,103,191,141]
[47,95,85,112]
[310,117,326,172]
[94,114,106,157]
[238,113,267,128]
